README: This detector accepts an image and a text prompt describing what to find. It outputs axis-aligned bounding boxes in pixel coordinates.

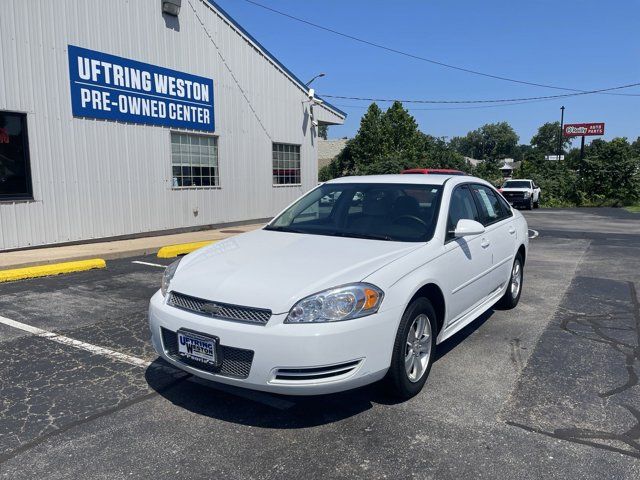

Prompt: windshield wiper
[263,225,307,234]
[329,231,394,241]
[265,226,393,241]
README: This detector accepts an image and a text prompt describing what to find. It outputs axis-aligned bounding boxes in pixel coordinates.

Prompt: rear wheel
[385,298,437,399]
[498,254,523,309]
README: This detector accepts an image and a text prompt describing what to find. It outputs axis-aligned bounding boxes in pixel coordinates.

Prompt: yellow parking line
[157,241,215,258]
[0,259,107,283]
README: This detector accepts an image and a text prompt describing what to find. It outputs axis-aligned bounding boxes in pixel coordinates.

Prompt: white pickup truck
[499,179,541,210]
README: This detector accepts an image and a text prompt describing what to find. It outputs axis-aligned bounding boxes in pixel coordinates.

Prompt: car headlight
[161,258,181,297]
[285,283,384,323]
[523,191,531,198]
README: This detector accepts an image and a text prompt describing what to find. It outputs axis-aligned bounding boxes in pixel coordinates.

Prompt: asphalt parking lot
[1,208,639,479]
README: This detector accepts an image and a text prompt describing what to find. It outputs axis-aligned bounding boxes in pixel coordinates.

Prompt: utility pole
[558,106,565,159]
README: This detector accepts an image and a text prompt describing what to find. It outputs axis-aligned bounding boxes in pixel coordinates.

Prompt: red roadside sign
[563,122,605,137]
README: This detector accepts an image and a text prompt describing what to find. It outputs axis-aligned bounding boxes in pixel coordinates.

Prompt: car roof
[325,174,488,187]
[401,168,465,174]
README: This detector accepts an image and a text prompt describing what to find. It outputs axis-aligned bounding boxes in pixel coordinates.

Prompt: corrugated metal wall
[0,0,344,250]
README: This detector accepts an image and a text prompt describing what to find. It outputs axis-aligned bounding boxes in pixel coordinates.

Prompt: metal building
[0,0,345,250]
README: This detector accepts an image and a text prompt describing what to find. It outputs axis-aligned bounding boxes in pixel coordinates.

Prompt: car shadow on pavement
[434,309,493,360]
[145,361,390,428]
[145,309,494,428]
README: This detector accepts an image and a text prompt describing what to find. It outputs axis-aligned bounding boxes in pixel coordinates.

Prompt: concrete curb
[1,249,161,271]
[0,259,107,283]
[0,222,264,270]
[157,241,215,258]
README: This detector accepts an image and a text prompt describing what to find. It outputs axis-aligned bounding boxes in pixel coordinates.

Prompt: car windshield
[503,181,531,188]
[266,183,443,242]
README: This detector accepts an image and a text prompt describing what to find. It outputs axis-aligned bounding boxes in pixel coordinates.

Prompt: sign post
[558,106,565,158]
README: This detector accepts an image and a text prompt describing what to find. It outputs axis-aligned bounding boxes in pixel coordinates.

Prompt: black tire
[533,196,540,209]
[497,253,524,309]
[385,298,437,400]
[526,197,533,210]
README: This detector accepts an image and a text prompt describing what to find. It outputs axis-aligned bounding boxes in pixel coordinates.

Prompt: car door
[470,184,517,294]
[532,182,540,202]
[441,185,493,325]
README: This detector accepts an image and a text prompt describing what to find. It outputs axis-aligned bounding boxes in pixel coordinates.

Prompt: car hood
[169,229,423,314]
[501,187,531,192]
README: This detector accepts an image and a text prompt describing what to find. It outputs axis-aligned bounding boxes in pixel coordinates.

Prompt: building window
[0,111,32,200]
[171,132,219,188]
[272,143,301,185]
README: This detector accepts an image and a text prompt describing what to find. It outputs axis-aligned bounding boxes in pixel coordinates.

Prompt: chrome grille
[167,292,271,325]
[503,191,525,200]
[161,328,253,379]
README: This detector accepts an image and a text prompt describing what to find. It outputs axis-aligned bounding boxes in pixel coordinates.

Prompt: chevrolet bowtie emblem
[201,303,221,315]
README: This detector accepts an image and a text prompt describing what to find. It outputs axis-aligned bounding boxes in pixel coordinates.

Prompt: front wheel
[497,254,523,309]
[533,196,540,209]
[385,298,437,399]
[526,197,534,210]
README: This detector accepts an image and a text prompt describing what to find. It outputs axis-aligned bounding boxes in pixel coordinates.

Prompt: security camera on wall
[312,119,318,127]
[307,89,324,105]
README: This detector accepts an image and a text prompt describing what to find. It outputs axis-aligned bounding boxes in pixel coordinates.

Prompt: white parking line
[0,315,151,368]
[0,314,294,410]
[132,261,166,268]
[528,229,539,239]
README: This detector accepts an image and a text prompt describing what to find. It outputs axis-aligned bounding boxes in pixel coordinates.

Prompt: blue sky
[215,0,639,146]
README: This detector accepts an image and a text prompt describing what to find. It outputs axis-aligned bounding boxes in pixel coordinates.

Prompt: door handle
[508,227,516,236]
[481,238,490,249]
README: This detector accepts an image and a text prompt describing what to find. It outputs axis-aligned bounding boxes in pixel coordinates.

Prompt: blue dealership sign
[68,45,215,132]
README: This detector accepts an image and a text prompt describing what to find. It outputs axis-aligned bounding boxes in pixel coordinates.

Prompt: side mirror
[454,219,485,237]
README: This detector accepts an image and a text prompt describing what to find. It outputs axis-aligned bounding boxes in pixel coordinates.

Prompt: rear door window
[471,184,510,225]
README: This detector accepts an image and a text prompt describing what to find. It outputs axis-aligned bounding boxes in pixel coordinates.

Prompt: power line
[242,0,640,97]
[332,99,558,111]
[318,81,640,104]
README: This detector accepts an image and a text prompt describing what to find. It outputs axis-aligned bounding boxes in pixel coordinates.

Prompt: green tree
[324,102,428,178]
[580,138,640,206]
[472,158,503,186]
[631,136,640,156]
[512,144,534,162]
[530,121,571,155]
[516,153,579,207]
[318,124,328,140]
[318,164,331,182]
[421,135,469,171]
[333,103,386,176]
[356,153,410,176]
[450,122,519,160]
[379,101,425,164]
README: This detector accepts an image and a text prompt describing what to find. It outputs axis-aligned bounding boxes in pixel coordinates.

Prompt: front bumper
[148,290,400,395]
[506,197,531,207]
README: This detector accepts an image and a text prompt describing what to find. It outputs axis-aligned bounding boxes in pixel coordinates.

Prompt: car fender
[365,246,449,331]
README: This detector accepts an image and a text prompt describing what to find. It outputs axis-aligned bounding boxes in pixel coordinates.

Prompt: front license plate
[177,330,218,365]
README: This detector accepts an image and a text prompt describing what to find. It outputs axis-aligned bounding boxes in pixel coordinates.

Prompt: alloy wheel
[511,259,522,298]
[405,314,432,383]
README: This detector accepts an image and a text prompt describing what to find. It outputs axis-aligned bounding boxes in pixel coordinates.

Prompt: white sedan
[149,174,528,399]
